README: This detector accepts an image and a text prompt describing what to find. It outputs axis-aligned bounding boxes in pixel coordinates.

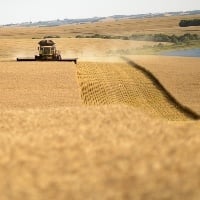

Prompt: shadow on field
[122,56,200,120]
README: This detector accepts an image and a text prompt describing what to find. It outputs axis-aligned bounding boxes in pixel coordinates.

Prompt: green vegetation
[179,19,200,27]
[32,37,42,39]
[129,33,199,44]
[32,35,61,39]
[77,33,200,55]
[76,34,129,40]
[43,35,61,39]
[76,33,200,44]
[107,40,200,56]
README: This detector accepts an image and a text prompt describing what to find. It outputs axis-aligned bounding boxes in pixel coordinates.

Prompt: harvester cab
[35,40,61,61]
[17,39,77,64]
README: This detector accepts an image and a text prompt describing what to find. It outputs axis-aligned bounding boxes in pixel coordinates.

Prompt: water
[161,48,200,57]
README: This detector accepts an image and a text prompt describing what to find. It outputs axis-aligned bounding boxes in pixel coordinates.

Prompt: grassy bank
[76,33,200,55]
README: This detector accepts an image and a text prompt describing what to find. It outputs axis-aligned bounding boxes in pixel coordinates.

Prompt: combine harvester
[17,40,77,64]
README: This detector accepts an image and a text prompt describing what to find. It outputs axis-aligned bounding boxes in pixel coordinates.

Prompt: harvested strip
[77,62,191,120]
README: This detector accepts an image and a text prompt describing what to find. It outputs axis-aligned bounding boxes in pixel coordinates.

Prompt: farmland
[0,14,200,200]
[1,14,200,38]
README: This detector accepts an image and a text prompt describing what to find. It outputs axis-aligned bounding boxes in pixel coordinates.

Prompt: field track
[77,61,199,120]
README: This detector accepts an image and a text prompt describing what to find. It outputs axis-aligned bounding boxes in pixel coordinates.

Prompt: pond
[160,48,200,57]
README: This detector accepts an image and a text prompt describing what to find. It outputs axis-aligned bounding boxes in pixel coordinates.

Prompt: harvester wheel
[35,55,39,60]
[58,55,62,60]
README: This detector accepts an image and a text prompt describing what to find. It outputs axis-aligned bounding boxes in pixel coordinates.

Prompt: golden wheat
[0,62,81,109]
[127,55,200,114]
[0,38,159,61]
[0,14,200,200]
[0,14,200,39]
[77,61,195,120]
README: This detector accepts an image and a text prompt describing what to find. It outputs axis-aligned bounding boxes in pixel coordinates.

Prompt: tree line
[179,19,200,27]
[76,33,199,44]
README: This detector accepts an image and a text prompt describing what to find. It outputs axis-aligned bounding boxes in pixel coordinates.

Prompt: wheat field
[1,14,200,38]
[128,55,200,114]
[0,58,200,200]
[0,38,160,62]
[78,61,196,120]
[0,15,200,200]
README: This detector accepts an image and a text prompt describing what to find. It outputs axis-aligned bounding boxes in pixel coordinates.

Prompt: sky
[0,0,200,25]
